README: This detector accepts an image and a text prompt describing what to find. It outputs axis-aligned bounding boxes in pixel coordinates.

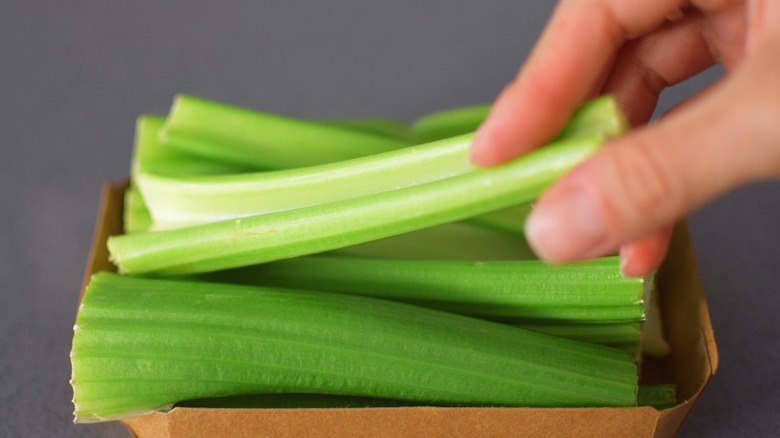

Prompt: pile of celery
[71,95,674,424]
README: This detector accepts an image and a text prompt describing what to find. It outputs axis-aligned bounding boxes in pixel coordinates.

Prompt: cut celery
[123,185,152,234]
[136,133,475,230]
[410,95,627,144]
[515,322,643,345]
[553,95,628,141]
[333,222,537,260]
[637,384,676,409]
[133,116,254,178]
[320,118,414,142]
[109,134,606,274]
[71,273,638,423]
[203,256,644,322]
[177,393,417,409]
[161,95,410,169]
[466,203,534,235]
[136,96,625,231]
[411,103,492,143]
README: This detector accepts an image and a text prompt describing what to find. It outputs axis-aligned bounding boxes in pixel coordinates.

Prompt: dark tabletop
[2,2,778,437]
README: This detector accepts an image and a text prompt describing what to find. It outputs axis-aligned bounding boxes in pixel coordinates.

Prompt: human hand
[471,0,780,276]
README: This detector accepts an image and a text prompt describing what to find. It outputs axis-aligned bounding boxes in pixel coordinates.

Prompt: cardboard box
[81,182,718,438]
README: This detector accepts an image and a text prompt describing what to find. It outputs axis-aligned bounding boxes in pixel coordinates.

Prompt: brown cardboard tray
[81,182,718,438]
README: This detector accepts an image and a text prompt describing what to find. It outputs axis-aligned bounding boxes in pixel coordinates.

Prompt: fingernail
[619,247,633,278]
[525,187,609,261]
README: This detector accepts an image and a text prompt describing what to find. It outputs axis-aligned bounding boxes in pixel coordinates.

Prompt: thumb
[524,46,780,263]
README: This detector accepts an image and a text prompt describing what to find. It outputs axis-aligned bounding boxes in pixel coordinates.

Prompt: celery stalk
[333,222,537,260]
[515,322,642,345]
[320,118,414,142]
[71,273,638,423]
[161,95,410,169]
[136,133,475,230]
[637,384,676,409]
[466,203,533,235]
[203,256,644,322]
[411,104,492,143]
[123,185,152,234]
[136,96,625,231]
[108,134,605,274]
[410,95,627,144]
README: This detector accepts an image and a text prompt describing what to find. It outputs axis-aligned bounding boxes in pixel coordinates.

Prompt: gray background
[1,1,778,436]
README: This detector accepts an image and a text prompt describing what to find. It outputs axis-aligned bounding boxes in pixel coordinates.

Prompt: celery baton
[204,256,645,322]
[162,95,410,169]
[71,273,638,423]
[108,135,604,274]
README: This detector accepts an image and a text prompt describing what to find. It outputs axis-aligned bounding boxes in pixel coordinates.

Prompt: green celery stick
[202,256,644,322]
[108,134,606,274]
[176,393,419,409]
[136,96,624,231]
[320,118,414,142]
[467,203,534,235]
[133,115,255,178]
[71,273,638,423]
[161,95,410,169]
[410,94,627,144]
[637,384,677,409]
[514,322,643,345]
[333,222,537,260]
[123,185,152,234]
[411,104,492,143]
[135,133,475,230]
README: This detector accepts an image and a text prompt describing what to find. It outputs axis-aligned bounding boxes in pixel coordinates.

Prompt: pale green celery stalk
[641,276,671,357]
[109,135,606,275]
[177,393,418,409]
[553,95,628,141]
[333,222,537,260]
[71,273,638,423]
[135,96,625,231]
[125,115,255,233]
[133,115,256,178]
[320,118,414,142]
[411,104,492,143]
[410,94,627,144]
[637,384,676,409]
[123,185,152,234]
[467,203,534,235]
[202,256,644,322]
[135,134,474,231]
[161,95,410,169]
[514,322,642,345]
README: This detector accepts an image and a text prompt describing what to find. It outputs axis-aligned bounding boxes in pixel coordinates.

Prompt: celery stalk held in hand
[108,134,607,274]
[135,96,625,231]
[71,273,638,423]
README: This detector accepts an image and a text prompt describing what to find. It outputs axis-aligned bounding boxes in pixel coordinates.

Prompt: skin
[471,0,780,277]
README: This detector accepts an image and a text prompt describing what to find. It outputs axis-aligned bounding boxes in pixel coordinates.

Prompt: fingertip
[619,229,672,277]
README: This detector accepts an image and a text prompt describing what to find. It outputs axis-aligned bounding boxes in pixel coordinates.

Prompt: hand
[471,0,780,276]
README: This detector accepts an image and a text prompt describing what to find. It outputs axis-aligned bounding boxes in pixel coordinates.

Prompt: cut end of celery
[640,274,671,358]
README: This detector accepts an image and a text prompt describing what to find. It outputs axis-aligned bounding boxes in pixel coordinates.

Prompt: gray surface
[1,2,777,436]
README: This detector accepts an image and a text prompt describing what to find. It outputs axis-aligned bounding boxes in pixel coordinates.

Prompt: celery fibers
[203,256,644,322]
[71,273,638,423]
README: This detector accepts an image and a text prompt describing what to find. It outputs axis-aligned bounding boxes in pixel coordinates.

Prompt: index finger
[471,0,686,166]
